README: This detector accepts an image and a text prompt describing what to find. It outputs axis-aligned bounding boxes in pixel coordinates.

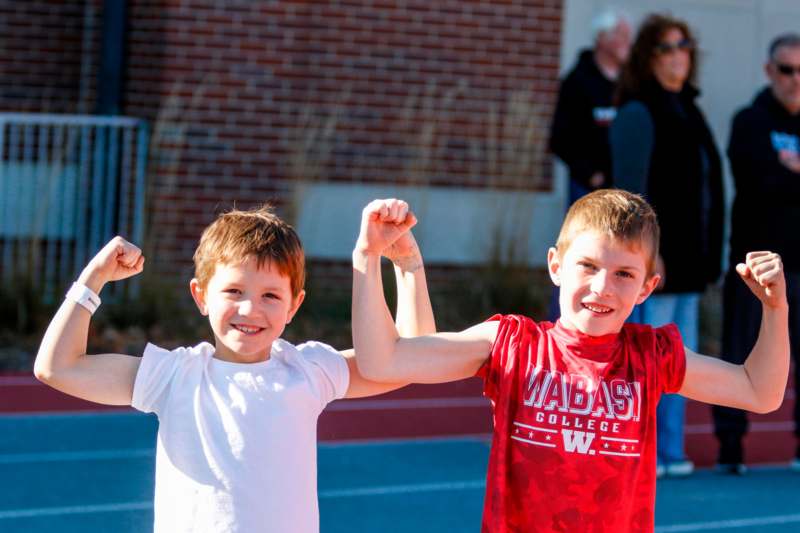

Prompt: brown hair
[556,189,660,276]
[616,13,698,105]
[193,205,305,296]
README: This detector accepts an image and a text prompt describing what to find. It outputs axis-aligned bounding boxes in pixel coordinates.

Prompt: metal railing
[0,113,149,300]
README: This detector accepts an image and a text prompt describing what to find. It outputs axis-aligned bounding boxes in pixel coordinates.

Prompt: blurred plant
[0,274,54,335]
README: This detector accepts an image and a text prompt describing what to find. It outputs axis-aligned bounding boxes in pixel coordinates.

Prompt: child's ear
[547,247,562,287]
[286,290,306,324]
[189,278,209,316]
[636,273,661,304]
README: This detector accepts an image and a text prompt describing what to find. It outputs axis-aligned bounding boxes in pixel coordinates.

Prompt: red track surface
[1,374,795,467]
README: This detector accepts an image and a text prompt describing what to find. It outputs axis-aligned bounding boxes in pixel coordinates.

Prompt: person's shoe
[716,434,746,475]
[792,445,800,472]
[716,462,747,475]
[656,463,666,479]
[717,434,744,465]
[665,459,694,477]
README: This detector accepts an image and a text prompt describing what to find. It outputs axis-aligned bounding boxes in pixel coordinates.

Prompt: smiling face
[549,231,659,337]
[190,256,305,363]
[651,27,692,92]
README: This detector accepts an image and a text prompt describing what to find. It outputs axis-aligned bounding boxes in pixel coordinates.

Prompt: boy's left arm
[342,199,435,399]
[679,252,790,413]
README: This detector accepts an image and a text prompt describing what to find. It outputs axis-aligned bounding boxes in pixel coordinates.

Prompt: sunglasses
[776,63,800,77]
[654,38,693,55]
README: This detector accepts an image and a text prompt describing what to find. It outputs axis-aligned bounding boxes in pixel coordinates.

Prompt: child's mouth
[582,302,613,314]
[231,324,264,335]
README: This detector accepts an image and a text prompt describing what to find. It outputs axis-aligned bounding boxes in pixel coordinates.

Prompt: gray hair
[591,7,630,42]
[769,33,800,61]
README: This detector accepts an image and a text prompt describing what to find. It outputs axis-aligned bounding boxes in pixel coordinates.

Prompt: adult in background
[610,13,724,478]
[546,8,631,321]
[713,33,800,475]
[549,7,632,206]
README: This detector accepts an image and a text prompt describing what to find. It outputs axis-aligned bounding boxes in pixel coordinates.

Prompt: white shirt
[132,339,349,533]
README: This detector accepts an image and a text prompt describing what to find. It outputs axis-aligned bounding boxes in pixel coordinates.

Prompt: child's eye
[578,261,597,271]
[263,292,280,300]
[616,271,634,279]
[224,288,242,295]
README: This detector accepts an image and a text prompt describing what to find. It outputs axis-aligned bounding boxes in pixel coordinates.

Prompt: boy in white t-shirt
[34,199,429,533]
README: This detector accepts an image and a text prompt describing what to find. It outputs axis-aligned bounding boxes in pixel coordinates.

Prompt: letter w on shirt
[562,429,595,454]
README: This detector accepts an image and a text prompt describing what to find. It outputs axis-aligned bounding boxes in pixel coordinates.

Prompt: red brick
[1,0,563,280]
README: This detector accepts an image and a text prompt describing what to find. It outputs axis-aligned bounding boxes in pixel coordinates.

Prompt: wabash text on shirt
[477,315,686,533]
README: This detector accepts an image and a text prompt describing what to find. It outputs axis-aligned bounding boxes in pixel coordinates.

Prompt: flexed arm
[352,199,495,385]
[341,199,436,398]
[680,252,789,413]
[34,237,145,405]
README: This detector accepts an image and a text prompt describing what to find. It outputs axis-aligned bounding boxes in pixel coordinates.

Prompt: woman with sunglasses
[609,13,725,479]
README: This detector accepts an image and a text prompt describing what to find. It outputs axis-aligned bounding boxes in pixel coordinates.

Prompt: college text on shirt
[512,367,643,457]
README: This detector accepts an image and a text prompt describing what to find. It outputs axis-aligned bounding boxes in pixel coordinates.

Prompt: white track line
[2,502,797,525]
[0,502,152,520]
[0,481,487,519]
[655,513,800,532]
[327,397,489,410]
[318,480,485,498]
[0,449,153,464]
[0,376,40,386]
[319,433,493,447]
[0,436,493,463]
[685,421,794,434]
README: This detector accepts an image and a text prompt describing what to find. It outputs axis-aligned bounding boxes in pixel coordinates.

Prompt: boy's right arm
[34,237,145,406]
[352,201,496,384]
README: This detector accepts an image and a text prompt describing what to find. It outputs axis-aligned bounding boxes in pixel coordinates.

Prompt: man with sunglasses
[714,33,800,475]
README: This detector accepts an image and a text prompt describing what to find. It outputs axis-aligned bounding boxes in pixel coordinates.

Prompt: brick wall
[0,0,100,114]
[2,0,563,281]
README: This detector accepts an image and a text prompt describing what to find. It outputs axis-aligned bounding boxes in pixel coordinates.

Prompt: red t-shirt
[476,315,686,533]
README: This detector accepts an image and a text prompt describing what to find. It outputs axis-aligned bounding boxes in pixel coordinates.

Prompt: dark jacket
[612,81,724,293]
[549,49,616,190]
[728,88,800,272]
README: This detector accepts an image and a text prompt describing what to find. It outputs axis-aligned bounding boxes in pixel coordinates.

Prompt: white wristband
[66,282,102,315]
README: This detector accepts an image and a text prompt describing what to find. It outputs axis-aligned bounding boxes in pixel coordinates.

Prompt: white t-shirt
[131,338,350,533]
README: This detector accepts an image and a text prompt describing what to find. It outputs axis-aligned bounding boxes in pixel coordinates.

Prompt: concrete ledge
[293,182,564,267]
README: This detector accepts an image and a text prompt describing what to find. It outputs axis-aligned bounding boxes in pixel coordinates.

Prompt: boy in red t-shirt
[351,190,789,532]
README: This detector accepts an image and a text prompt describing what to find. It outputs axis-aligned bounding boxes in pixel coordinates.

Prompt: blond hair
[193,205,305,296]
[556,189,660,275]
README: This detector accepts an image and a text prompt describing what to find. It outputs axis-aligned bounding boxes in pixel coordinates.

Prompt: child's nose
[590,271,612,296]
[238,299,258,316]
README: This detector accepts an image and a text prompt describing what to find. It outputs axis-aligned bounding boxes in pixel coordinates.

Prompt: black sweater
[612,81,724,293]
[728,88,800,272]
[549,49,616,190]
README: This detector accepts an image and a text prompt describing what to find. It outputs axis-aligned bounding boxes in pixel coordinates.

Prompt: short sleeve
[296,341,350,409]
[655,324,687,394]
[131,343,183,415]
[476,314,525,402]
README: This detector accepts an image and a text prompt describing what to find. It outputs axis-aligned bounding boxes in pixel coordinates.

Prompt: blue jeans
[637,293,700,464]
